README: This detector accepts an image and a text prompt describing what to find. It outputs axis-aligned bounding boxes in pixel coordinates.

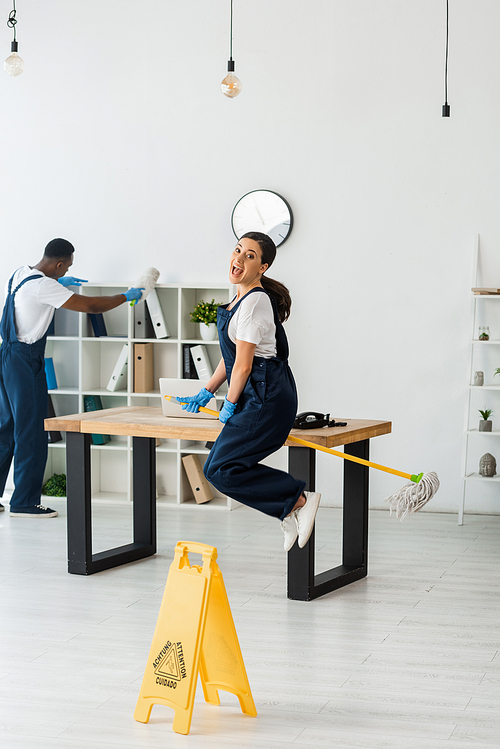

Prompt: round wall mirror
[231,190,293,247]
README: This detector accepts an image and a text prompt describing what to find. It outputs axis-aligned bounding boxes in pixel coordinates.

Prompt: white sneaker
[295,491,321,548]
[280,512,298,551]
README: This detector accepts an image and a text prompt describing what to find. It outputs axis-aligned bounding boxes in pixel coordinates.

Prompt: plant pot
[199,323,217,341]
[479,420,492,432]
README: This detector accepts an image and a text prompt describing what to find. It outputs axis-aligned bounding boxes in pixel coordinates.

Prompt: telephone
[293,412,347,429]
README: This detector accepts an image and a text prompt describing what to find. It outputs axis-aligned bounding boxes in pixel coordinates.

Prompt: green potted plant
[190,299,220,341]
[478,409,493,432]
[42,473,67,496]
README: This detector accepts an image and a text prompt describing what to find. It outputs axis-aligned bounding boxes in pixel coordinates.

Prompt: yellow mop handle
[286,434,414,481]
[165,396,421,483]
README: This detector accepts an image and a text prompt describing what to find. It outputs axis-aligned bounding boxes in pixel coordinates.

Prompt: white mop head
[135,267,160,303]
[385,471,440,521]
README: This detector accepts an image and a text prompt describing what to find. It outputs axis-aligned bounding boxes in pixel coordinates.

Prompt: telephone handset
[293,412,347,429]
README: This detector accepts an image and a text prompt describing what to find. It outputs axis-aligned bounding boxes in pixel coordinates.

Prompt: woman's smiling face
[229,237,268,286]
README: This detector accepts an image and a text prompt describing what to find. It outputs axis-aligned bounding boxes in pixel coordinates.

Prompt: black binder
[182,343,198,379]
[89,313,107,337]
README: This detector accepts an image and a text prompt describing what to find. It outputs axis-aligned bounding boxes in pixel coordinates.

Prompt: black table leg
[287,439,370,601]
[66,433,157,575]
[66,432,92,575]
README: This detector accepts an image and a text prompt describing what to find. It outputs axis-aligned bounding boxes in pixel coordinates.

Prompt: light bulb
[4,41,23,76]
[4,51,24,75]
[221,60,241,98]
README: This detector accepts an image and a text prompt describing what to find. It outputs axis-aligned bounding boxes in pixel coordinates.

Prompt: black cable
[7,0,17,41]
[443,0,450,116]
[229,0,233,61]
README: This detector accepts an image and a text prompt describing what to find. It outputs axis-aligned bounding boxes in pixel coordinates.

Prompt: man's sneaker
[0,503,4,512]
[295,491,321,548]
[10,504,58,518]
[280,512,298,551]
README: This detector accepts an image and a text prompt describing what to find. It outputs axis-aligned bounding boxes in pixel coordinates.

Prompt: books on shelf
[134,302,155,339]
[145,289,170,339]
[44,358,58,390]
[89,313,108,337]
[190,345,213,380]
[134,343,154,393]
[106,344,129,391]
[182,454,213,504]
[46,395,62,443]
[83,395,111,445]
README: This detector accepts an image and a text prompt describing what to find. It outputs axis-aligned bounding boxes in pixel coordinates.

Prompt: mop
[164,396,440,519]
[130,267,160,305]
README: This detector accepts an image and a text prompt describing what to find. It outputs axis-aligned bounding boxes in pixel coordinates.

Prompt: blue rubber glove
[219,397,237,424]
[123,287,145,303]
[58,276,88,287]
[176,388,213,413]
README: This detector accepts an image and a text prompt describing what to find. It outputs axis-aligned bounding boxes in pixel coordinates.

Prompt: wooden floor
[1,499,500,748]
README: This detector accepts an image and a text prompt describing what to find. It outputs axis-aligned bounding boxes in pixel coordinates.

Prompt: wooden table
[45,407,391,600]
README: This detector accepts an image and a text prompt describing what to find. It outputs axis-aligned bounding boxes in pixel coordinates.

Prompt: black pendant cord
[229,0,234,61]
[442,0,450,117]
[7,0,17,42]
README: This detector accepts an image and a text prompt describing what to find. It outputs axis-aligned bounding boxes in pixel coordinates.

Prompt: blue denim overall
[203,288,306,520]
[0,272,50,509]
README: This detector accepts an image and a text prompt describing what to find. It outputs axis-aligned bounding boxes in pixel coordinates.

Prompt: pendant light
[442,0,450,116]
[4,0,24,76]
[221,0,241,98]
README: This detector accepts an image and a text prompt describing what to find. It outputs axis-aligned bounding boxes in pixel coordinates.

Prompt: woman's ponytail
[261,276,291,322]
[239,231,292,322]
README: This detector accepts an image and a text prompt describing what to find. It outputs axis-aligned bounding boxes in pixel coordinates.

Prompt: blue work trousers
[0,339,48,508]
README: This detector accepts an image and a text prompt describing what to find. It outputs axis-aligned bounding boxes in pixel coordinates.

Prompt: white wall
[2,0,500,514]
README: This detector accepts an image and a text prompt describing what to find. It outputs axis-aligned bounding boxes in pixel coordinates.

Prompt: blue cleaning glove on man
[177,388,213,413]
[123,287,145,303]
[58,276,88,287]
[218,397,237,424]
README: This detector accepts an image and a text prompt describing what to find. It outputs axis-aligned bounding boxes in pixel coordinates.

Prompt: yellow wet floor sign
[134,541,257,735]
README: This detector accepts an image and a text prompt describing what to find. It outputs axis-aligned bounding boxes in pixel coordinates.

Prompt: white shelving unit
[460,236,500,524]
[44,282,234,509]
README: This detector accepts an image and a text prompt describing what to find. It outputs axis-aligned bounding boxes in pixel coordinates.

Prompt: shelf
[181,338,220,345]
[461,236,500,525]
[82,388,127,396]
[463,473,500,482]
[466,429,500,435]
[130,338,178,344]
[82,336,128,342]
[468,385,500,390]
[47,336,79,341]
[43,281,233,511]
[90,443,128,451]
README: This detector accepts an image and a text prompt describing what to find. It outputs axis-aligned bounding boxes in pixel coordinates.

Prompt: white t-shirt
[228,291,277,358]
[3,266,73,344]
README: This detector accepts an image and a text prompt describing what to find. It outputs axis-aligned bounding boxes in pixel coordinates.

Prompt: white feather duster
[135,267,160,303]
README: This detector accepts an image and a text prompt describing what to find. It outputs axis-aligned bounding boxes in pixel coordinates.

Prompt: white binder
[106,344,129,391]
[134,301,154,339]
[145,289,170,339]
[190,344,213,380]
